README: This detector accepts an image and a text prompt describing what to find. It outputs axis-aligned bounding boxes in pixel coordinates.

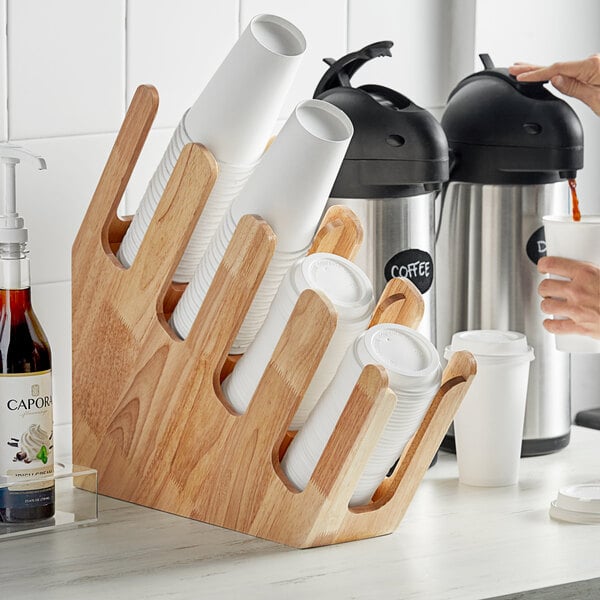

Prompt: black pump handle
[314,41,393,96]
[479,53,495,69]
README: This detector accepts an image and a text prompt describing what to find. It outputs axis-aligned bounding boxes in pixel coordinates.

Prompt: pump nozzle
[0,144,46,244]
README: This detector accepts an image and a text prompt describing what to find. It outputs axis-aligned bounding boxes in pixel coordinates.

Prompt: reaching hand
[508,54,600,116]
[537,256,600,339]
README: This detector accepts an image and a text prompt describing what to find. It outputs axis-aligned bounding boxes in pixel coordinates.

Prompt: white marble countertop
[1,426,599,600]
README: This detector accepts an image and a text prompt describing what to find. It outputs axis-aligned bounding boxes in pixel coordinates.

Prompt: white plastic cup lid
[445,330,534,362]
[550,482,600,524]
[355,324,441,392]
[286,253,374,323]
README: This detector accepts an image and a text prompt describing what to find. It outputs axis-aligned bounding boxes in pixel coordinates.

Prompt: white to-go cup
[542,215,600,354]
[282,323,442,506]
[446,330,535,487]
[222,252,374,417]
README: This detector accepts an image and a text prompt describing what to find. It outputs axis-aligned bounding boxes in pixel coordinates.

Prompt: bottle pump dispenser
[0,145,46,279]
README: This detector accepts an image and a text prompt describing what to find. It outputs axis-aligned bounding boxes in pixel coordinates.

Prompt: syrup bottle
[0,145,54,523]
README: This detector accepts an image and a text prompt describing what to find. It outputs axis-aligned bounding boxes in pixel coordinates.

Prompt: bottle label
[0,371,53,503]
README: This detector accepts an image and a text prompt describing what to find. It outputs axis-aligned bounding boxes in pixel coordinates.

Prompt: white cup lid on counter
[549,482,600,524]
[445,330,534,363]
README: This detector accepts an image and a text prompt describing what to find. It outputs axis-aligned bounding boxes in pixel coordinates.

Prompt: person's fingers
[515,56,600,82]
[540,296,570,317]
[551,75,600,115]
[542,317,588,336]
[537,256,579,278]
[541,294,598,326]
[508,63,540,75]
[514,57,600,84]
[538,277,571,300]
[514,64,562,82]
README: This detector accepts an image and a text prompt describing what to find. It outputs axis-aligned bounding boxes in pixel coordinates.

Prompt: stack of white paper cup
[542,215,600,353]
[221,252,375,418]
[446,330,535,487]
[281,323,442,506]
[172,158,257,282]
[170,98,354,347]
[117,14,306,278]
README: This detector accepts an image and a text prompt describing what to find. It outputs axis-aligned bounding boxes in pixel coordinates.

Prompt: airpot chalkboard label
[526,226,547,265]
[384,249,434,294]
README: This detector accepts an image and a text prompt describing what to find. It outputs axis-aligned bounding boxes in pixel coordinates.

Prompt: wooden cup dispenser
[72,85,476,548]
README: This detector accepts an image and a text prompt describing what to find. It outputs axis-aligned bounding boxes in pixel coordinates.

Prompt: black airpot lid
[442,54,584,185]
[314,41,449,199]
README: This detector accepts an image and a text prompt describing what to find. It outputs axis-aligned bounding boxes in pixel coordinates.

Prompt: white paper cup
[282,324,441,505]
[229,99,353,253]
[183,14,306,165]
[228,99,353,350]
[171,98,353,347]
[222,253,374,416]
[446,330,535,487]
[281,344,363,492]
[117,14,305,270]
[542,215,600,354]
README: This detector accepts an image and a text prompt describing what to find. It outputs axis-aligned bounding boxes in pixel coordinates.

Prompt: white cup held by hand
[542,215,600,354]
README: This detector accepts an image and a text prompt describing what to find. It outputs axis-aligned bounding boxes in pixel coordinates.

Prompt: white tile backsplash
[126,0,238,130]
[475,0,600,68]
[0,1,595,459]
[32,280,72,427]
[348,0,454,108]
[13,133,117,284]
[240,0,347,118]
[7,0,125,139]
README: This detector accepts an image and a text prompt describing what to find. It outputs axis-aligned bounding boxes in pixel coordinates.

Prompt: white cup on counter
[222,252,375,419]
[281,323,442,506]
[446,330,535,487]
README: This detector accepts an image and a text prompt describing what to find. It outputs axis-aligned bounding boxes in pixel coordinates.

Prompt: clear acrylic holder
[0,462,98,541]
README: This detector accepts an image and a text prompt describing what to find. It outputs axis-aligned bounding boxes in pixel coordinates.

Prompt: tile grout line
[123,0,130,214]
[3,0,8,141]
[123,0,128,120]
[345,0,350,53]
